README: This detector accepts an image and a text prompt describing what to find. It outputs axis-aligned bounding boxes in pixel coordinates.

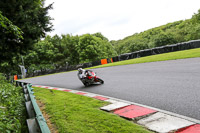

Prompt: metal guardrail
[16,81,50,133]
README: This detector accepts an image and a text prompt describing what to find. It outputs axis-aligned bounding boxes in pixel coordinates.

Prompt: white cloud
[45,0,200,40]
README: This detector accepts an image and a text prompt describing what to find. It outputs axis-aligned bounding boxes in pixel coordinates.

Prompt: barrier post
[111,58,113,63]
[14,75,18,80]
[16,81,51,133]
[101,59,108,65]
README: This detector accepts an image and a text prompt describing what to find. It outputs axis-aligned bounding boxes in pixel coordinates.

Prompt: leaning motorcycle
[78,70,104,87]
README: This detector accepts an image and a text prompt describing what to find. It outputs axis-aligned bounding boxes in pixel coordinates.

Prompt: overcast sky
[45,0,200,41]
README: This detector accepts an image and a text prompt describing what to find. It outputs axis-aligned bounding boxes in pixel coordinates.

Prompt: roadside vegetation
[0,74,27,132]
[24,33,117,74]
[0,0,53,75]
[33,86,152,133]
[112,9,200,54]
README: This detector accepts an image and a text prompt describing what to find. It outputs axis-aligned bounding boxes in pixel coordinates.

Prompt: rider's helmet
[78,68,83,73]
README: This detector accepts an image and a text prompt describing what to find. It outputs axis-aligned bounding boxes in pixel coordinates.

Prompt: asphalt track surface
[21,57,200,120]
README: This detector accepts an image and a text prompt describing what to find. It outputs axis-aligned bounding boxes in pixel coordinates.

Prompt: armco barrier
[92,60,101,66]
[16,81,50,133]
[112,56,120,62]
[111,58,113,63]
[115,39,200,61]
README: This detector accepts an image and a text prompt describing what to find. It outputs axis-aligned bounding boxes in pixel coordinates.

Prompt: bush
[0,74,28,132]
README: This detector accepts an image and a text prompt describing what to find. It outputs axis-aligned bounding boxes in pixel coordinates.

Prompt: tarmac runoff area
[33,85,200,133]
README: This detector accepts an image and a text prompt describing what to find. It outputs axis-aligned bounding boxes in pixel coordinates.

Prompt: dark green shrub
[0,74,28,132]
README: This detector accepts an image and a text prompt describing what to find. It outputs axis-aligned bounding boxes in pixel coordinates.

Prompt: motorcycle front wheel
[97,78,104,84]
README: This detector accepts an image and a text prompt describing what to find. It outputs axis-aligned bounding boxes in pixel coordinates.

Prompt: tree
[112,9,200,54]
[187,9,200,40]
[24,35,68,73]
[0,0,53,47]
[77,34,117,63]
[0,11,23,41]
[61,34,80,65]
[0,0,53,74]
[0,11,24,74]
[152,32,177,47]
[192,9,200,23]
[92,32,109,41]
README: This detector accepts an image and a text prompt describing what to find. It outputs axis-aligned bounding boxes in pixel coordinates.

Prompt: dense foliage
[77,33,117,63]
[0,11,24,75]
[24,33,117,73]
[0,11,23,40]
[0,0,53,75]
[0,74,27,132]
[112,9,200,54]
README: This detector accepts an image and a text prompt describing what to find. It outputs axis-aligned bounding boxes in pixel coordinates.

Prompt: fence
[112,39,200,62]
[16,81,50,133]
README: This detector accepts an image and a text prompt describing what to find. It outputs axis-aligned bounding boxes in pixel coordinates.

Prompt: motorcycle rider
[77,68,94,82]
[77,68,104,86]
[77,68,86,79]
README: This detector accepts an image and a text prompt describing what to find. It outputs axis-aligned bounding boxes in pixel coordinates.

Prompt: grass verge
[90,48,200,69]
[33,87,153,133]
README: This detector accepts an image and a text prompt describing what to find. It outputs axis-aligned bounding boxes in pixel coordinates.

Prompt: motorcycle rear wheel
[84,82,90,87]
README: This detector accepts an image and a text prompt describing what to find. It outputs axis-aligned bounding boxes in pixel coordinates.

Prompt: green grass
[33,87,152,133]
[90,48,200,69]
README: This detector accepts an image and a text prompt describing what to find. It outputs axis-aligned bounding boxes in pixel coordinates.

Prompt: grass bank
[33,87,152,133]
[91,48,200,69]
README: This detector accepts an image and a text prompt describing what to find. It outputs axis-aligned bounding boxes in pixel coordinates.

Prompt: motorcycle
[78,70,104,87]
